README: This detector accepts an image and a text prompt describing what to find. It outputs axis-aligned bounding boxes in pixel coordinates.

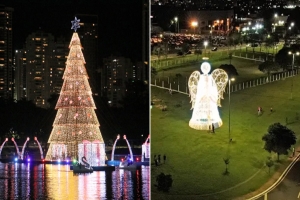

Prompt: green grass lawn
[151,43,284,76]
[155,57,265,83]
[151,74,300,200]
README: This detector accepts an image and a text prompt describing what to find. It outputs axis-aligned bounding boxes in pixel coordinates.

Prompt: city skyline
[3,0,146,62]
[0,1,149,143]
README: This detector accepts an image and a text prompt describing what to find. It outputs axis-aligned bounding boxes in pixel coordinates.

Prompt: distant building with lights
[14,49,26,100]
[76,14,99,94]
[14,15,99,108]
[101,56,145,107]
[50,36,69,95]
[185,10,234,34]
[15,31,68,108]
[0,5,14,100]
[152,0,287,9]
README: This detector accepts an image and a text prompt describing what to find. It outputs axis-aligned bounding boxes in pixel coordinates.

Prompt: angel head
[201,62,211,75]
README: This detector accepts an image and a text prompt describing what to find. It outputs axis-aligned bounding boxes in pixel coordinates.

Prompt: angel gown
[189,66,223,130]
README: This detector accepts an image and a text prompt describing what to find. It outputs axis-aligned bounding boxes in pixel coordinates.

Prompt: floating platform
[72,164,93,173]
[107,160,149,167]
[70,165,115,171]
[118,164,141,170]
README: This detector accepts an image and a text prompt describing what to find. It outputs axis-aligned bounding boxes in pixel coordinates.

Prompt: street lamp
[204,41,208,56]
[174,17,179,33]
[191,21,198,34]
[272,23,278,33]
[273,14,278,33]
[288,22,294,35]
[228,78,235,142]
[288,51,299,99]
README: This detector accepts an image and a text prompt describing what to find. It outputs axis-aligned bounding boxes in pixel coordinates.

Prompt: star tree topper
[71,17,80,32]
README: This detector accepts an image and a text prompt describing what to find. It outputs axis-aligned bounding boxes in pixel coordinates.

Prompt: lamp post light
[272,23,278,33]
[191,21,198,34]
[204,41,208,56]
[273,14,278,33]
[228,78,235,142]
[174,17,179,33]
[217,20,220,35]
[288,22,294,35]
[209,25,214,37]
[288,51,299,99]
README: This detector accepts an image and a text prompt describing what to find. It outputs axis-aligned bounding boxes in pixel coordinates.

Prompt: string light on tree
[45,17,105,165]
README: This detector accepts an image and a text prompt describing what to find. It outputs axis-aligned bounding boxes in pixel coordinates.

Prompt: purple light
[27,158,30,162]
[66,159,69,163]
[57,159,61,163]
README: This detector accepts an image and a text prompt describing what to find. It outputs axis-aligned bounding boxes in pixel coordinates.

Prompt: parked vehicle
[185,50,192,54]
[211,47,218,51]
[177,51,183,56]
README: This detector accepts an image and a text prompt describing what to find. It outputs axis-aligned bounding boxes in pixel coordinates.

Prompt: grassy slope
[151,73,300,199]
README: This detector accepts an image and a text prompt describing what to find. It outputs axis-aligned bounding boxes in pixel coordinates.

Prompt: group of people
[258,106,273,116]
[154,154,166,166]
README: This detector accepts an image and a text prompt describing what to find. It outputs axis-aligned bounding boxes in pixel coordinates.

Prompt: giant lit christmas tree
[45,17,105,166]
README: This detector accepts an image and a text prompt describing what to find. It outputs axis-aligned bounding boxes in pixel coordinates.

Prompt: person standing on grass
[163,154,166,163]
[293,147,295,157]
[158,154,161,163]
[258,106,262,115]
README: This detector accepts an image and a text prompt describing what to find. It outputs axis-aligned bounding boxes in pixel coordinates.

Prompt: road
[257,160,300,200]
[151,45,248,61]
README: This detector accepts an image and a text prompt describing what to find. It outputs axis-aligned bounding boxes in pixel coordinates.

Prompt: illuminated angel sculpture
[188,62,228,130]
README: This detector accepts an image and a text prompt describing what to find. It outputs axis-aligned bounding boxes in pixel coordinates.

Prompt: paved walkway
[239,148,300,200]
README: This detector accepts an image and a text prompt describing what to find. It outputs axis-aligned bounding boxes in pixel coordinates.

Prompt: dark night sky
[2,0,145,62]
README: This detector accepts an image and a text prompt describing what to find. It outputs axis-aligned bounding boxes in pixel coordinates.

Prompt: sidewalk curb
[247,153,300,200]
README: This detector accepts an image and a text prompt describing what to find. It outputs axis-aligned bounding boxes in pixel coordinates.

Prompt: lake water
[0,163,149,199]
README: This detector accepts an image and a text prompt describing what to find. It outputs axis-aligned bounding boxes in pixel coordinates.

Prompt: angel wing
[211,69,228,107]
[188,71,201,109]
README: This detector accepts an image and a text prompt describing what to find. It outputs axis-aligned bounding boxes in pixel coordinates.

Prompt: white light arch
[110,134,133,162]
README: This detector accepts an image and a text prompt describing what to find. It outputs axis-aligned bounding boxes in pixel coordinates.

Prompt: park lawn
[155,57,265,83]
[151,42,284,78]
[152,57,266,96]
[151,75,300,200]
